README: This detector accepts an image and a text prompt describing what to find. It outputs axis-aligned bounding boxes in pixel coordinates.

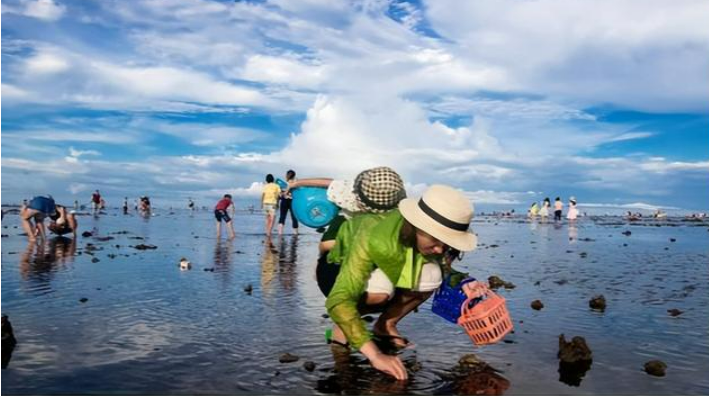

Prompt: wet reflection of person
[19,237,76,281]
[2,314,17,369]
[260,236,278,296]
[316,343,409,395]
[277,235,299,291]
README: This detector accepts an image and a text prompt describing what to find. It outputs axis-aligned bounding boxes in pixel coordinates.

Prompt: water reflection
[19,237,76,284]
[568,224,578,244]
[213,240,233,287]
[277,235,298,292]
[453,369,511,395]
[260,237,278,297]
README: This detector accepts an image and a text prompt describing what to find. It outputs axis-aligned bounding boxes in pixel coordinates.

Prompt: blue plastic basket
[291,187,340,228]
[432,275,478,324]
[275,178,288,190]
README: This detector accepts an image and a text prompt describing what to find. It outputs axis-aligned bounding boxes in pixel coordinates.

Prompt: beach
[2,209,708,394]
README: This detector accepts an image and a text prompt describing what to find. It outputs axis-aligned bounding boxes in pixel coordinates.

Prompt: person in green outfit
[325,184,477,381]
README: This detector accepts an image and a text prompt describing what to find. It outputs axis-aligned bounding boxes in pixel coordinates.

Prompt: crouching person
[324,185,477,380]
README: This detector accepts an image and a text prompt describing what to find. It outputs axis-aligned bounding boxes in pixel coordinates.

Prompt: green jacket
[325,210,439,350]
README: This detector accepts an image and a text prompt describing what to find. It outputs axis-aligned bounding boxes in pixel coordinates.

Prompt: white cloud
[241,55,328,88]
[6,0,67,21]
[25,51,69,75]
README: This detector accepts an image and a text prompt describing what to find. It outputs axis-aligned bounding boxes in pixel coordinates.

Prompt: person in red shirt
[91,190,101,213]
[214,194,236,239]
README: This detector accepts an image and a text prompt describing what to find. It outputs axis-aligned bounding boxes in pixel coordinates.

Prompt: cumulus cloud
[3,0,66,21]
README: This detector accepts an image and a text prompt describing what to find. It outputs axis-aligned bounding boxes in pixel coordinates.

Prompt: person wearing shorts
[261,174,281,236]
[20,196,57,242]
[324,185,478,381]
[214,194,236,239]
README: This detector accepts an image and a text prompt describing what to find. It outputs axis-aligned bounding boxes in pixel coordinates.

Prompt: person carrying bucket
[325,184,477,381]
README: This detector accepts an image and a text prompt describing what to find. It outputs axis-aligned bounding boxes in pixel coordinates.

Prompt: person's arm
[287,178,333,191]
[68,213,78,238]
[261,193,265,209]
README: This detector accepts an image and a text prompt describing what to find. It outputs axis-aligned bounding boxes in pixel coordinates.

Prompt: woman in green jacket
[325,184,477,381]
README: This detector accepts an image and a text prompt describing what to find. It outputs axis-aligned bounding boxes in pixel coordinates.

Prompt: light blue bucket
[291,187,339,228]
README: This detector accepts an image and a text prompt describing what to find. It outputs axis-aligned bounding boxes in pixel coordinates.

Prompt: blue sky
[2,0,708,211]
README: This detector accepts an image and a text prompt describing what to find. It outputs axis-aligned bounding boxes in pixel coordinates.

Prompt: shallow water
[2,210,708,394]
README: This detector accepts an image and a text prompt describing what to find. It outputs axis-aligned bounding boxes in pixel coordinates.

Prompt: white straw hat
[398,185,477,251]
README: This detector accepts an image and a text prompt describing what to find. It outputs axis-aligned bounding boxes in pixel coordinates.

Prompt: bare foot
[373,322,408,348]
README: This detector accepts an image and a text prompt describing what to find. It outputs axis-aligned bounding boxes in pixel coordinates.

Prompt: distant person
[277,169,299,236]
[214,194,236,239]
[122,197,129,214]
[48,204,78,238]
[554,197,563,221]
[140,196,151,213]
[261,174,281,236]
[539,197,551,219]
[188,198,195,211]
[528,202,539,218]
[91,190,101,213]
[20,196,56,242]
[73,200,79,210]
[566,197,578,221]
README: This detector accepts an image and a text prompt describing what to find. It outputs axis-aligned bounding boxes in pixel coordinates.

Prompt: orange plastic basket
[457,281,513,345]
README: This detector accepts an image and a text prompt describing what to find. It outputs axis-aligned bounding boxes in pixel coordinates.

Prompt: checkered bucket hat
[353,167,407,213]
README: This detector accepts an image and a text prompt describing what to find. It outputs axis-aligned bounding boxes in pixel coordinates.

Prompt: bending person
[47,204,78,238]
[325,185,477,381]
[20,196,56,242]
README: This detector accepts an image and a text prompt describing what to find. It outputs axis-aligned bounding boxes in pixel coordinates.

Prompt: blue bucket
[275,178,289,190]
[432,275,478,324]
[291,187,339,228]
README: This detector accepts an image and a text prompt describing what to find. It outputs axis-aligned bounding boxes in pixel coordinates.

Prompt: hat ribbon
[418,199,469,232]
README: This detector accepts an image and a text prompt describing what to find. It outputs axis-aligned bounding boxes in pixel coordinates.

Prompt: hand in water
[361,341,408,380]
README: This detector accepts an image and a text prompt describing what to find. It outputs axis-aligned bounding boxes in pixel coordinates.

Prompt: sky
[2,0,708,211]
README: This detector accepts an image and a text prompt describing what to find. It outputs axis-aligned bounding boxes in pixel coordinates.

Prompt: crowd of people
[527,196,578,221]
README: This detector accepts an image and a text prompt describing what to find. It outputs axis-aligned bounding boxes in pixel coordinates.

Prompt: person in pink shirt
[554,197,563,221]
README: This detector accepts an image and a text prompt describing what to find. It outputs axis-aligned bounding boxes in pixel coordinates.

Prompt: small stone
[623,243,628,247]
[81,231,93,237]
[664,247,669,250]
[244,284,253,294]
[669,238,676,242]
[579,252,588,258]
[589,295,606,311]
[643,360,667,377]
[321,313,329,319]
[79,298,89,303]
[667,309,683,317]
[279,353,299,363]
[91,258,100,263]
[133,244,157,250]
[531,300,544,310]
[303,361,316,371]
[622,230,632,236]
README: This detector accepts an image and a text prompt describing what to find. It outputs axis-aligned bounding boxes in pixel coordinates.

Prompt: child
[261,174,281,236]
[214,194,236,239]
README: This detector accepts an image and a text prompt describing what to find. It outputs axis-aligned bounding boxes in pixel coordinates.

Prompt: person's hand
[360,341,407,380]
[370,352,408,380]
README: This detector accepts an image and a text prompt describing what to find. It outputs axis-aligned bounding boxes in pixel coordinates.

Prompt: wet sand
[1,209,708,394]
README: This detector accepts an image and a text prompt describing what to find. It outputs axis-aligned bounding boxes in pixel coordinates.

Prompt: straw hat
[327,167,406,215]
[398,185,477,251]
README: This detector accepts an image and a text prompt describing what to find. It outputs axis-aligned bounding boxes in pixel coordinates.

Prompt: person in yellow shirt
[261,174,281,236]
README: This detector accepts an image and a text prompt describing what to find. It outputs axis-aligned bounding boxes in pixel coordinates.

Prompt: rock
[203,268,215,272]
[589,295,606,311]
[2,314,17,369]
[488,244,499,248]
[81,231,93,237]
[321,313,329,319]
[622,230,632,236]
[244,284,253,294]
[531,300,544,310]
[91,258,100,263]
[623,243,628,247]
[95,236,114,242]
[303,361,316,371]
[79,298,89,303]
[458,354,490,372]
[667,309,683,317]
[279,353,299,363]
[643,360,667,377]
[558,334,592,363]
[669,238,676,242]
[133,244,157,250]
[554,279,568,285]
[579,252,588,258]
[107,254,116,259]
[488,275,516,290]
[128,236,145,240]
[534,281,541,286]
